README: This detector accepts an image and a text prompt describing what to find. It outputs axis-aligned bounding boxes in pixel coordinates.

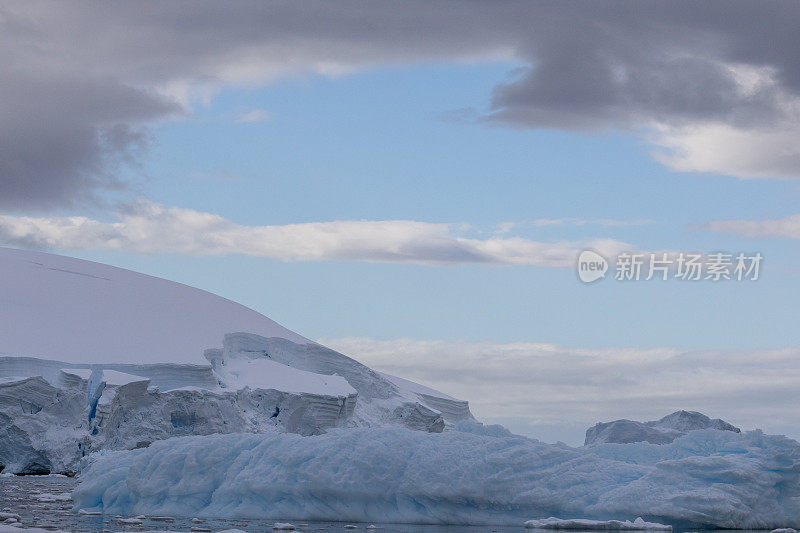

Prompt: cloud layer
[706,214,800,240]
[4,1,800,209]
[321,336,800,444]
[0,201,629,267]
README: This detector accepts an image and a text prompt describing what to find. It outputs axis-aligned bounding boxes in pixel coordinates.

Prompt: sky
[2,1,800,445]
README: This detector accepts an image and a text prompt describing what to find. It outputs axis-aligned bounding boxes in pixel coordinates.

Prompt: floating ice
[524,517,671,530]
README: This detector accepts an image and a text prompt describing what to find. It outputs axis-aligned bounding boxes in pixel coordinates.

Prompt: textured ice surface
[585,410,740,446]
[73,427,800,528]
[524,517,671,530]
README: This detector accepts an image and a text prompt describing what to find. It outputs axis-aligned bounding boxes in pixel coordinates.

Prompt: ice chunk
[273,523,296,530]
[524,517,672,530]
[58,368,92,390]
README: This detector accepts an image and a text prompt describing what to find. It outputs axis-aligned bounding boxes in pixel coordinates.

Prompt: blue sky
[4,3,800,444]
[62,62,800,351]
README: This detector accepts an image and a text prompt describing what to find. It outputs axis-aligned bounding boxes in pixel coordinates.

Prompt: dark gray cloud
[486,2,800,131]
[3,1,800,210]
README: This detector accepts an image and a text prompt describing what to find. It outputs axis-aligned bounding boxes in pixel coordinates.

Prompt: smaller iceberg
[585,410,740,446]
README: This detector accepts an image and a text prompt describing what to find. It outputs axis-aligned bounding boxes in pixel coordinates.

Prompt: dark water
[0,476,772,533]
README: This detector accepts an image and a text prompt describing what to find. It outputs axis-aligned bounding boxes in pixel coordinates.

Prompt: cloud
[4,1,800,209]
[320,336,800,444]
[651,122,800,180]
[0,201,631,267]
[705,214,800,240]
[236,109,271,123]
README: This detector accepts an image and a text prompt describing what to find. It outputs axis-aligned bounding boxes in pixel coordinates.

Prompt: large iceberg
[73,427,800,528]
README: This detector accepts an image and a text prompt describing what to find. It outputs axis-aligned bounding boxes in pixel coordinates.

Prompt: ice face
[0,332,471,473]
[72,427,800,528]
[0,376,89,474]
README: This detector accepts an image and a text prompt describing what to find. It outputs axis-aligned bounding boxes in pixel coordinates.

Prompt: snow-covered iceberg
[584,410,740,446]
[73,426,800,528]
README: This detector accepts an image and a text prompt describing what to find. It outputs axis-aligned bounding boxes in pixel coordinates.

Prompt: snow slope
[0,246,309,365]
[72,427,800,528]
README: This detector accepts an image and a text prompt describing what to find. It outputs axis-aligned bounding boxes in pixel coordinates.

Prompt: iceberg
[584,410,740,446]
[72,427,800,528]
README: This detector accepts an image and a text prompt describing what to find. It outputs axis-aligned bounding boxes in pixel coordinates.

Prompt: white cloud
[320,337,800,445]
[651,122,800,180]
[236,109,271,123]
[648,64,800,179]
[0,201,631,267]
[705,214,800,240]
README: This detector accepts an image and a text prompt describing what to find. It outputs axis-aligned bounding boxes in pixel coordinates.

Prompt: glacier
[72,426,800,528]
[0,247,473,474]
